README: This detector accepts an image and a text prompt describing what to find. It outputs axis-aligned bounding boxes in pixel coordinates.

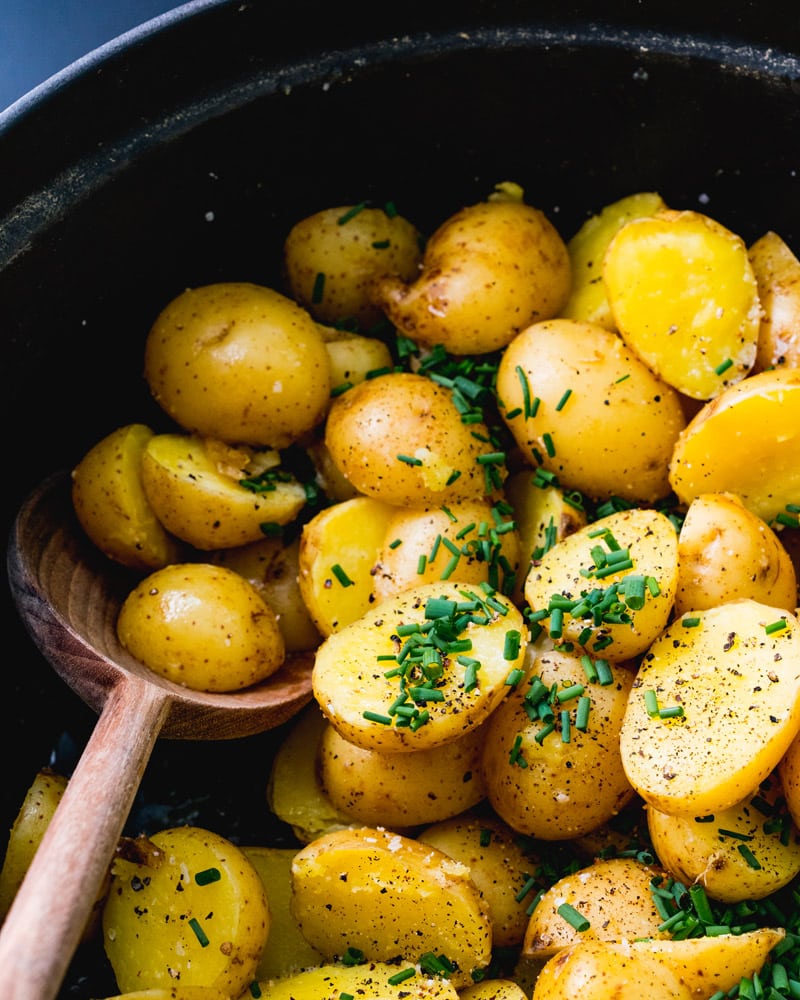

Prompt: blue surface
[0,0,184,112]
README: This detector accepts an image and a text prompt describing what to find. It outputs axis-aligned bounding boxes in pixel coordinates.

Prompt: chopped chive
[477,451,506,465]
[188,918,209,947]
[557,902,590,932]
[330,381,353,397]
[505,668,525,686]
[363,711,393,725]
[659,705,684,719]
[555,388,573,411]
[249,982,263,998]
[397,453,422,466]
[555,683,585,703]
[765,618,788,635]
[542,432,556,457]
[718,828,753,841]
[417,554,427,574]
[737,844,762,870]
[714,358,734,375]
[387,968,416,985]
[516,365,533,418]
[682,617,701,628]
[644,690,660,716]
[575,696,591,731]
[195,867,221,886]
[389,537,403,549]
[311,271,325,303]
[595,659,614,685]
[503,630,521,660]
[371,239,390,249]
[337,202,367,224]
[331,564,354,587]
[560,709,571,743]
[535,721,555,744]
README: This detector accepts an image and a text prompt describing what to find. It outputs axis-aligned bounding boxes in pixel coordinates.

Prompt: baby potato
[318,721,487,829]
[497,319,686,504]
[522,856,670,959]
[460,982,528,1000]
[325,371,502,506]
[103,826,269,997]
[290,827,492,988]
[603,208,760,399]
[675,492,798,616]
[372,499,520,604]
[561,190,667,331]
[481,647,636,840]
[143,281,331,448]
[749,230,800,373]
[97,990,231,1000]
[620,600,800,817]
[524,507,679,662]
[373,185,570,355]
[71,423,184,571]
[669,367,800,526]
[210,535,321,652]
[647,771,800,903]
[116,562,285,692]
[320,325,394,394]
[283,203,423,330]
[312,580,528,753]
[141,434,307,550]
[253,961,460,999]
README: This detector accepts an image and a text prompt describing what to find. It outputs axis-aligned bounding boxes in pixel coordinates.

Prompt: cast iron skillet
[1,1,798,995]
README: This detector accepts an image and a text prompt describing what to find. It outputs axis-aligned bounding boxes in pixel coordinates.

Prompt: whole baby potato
[325,371,503,506]
[374,185,570,355]
[143,282,331,448]
[117,562,285,692]
[748,230,800,373]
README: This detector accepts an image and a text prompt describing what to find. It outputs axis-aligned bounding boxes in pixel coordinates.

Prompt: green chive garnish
[188,918,209,947]
[557,902,590,931]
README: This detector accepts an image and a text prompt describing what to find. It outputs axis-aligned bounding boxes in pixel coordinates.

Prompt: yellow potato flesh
[668,366,800,524]
[749,230,800,373]
[255,961,460,999]
[620,600,800,816]
[460,981,528,1000]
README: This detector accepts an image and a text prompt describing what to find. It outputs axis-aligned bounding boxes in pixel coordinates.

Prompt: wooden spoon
[0,472,315,1000]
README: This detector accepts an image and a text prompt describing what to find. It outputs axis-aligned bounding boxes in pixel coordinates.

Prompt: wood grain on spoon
[0,472,314,1000]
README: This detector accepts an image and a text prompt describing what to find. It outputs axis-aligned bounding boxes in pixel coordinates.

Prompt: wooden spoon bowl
[0,472,314,1000]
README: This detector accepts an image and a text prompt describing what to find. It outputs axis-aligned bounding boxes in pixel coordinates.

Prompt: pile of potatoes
[13,180,800,997]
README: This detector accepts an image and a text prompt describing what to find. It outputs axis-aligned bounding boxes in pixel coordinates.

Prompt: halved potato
[749,230,800,373]
[254,961,460,999]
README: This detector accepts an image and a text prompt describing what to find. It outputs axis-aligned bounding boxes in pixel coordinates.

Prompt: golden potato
[143,282,331,448]
[497,319,686,503]
[96,990,231,1000]
[460,981,528,1000]
[620,600,800,817]
[325,372,503,507]
[749,230,800,373]
[373,185,570,355]
[320,325,394,395]
[71,423,183,571]
[140,434,307,550]
[481,647,636,840]
[283,203,423,330]
[675,492,798,616]
[304,434,362,502]
[117,562,285,692]
[290,827,492,988]
[603,208,760,399]
[253,961,460,998]
[312,580,528,753]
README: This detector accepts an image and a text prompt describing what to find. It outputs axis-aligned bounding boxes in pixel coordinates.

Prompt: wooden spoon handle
[0,675,170,1000]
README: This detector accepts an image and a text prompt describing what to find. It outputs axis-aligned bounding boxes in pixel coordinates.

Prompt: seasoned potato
[561,191,667,331]
[304,434,362,502]
[283,203,423,330]
[290,827,492,987]
[524,507,679,662]
[481,647,636,840]
[749,230,800,373]
[620,600,800,817]
[460,981,528,1000]
[97,990,231,1000]
[372,499,520,603]
[325,372,503,506]
[522,856,669,959]
[140,434,307,550]
[71,423,184,571]
[254,960,460,998]
[143,282,331,448]
[497,319,686,503]
[674,492,798,616]
[320,325,394,394]
[318,721,487,828]
[103,826,269,996]
[603,209,760,399]
[417,811,540,948]
[373,184,570,356]
[312,580,528,753]
[669,366,800,525]
[647,771,800,902]
[117,562,285,692]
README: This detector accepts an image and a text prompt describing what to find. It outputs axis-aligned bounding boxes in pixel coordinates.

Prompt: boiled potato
[620,600,800,817]
[417,811,541,948]
[103,826,269,996]
[298,495,395,636]
[283,203,423,330]
[97,990,230,1000]
[320,325,394,395]
[304,435,361,502]
[117,562,285,692]
[776,725,800,831]
[325,372,503,506]
[674,491,798,616]
[603,208,760,399]
[372,499,521,604]
[373,184,570,356]
[318,721,487,828]
[71,423,183,571]
[497,319,686,503]
[312,580,528,753]
[254,960,459,998]
[210,535,321,652]
[290,826,492,988]
[669,365,800,525]
[749,230,800,373]
[141,434,307,550]
[143,282,331,448]
[524,507,679,662]
[561,191,667,331]
[647,770,800,902]
[481,647,636,840]
[460,981,528,1000]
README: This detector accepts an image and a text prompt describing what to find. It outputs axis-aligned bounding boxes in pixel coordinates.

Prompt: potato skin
[749,230,800,373]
